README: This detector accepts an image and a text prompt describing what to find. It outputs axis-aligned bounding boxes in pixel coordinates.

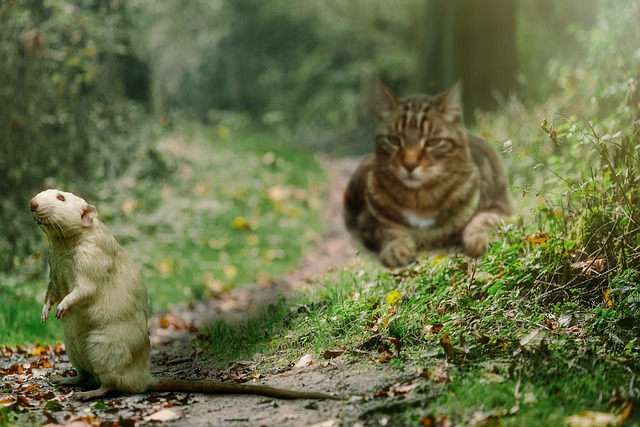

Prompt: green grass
[108,126,326,313]
[0,299,61,346]
[199,233,639,425]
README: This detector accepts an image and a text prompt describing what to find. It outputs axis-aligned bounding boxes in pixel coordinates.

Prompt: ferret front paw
[41,304,51,324]
[55,300,71,319]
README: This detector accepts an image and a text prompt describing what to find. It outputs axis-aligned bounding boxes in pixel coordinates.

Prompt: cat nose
[403,162,418,173]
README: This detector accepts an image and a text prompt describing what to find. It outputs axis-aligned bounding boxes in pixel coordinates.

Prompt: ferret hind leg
[74,385,112,401]
[50,369,91,386]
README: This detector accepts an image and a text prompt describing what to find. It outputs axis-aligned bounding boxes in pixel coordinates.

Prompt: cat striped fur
[344,80,512,268]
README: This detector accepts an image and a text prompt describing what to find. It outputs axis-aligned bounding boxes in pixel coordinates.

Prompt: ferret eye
[57,194,66,202]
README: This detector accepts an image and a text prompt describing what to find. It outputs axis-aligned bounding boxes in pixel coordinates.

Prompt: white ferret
[30,189,338,401]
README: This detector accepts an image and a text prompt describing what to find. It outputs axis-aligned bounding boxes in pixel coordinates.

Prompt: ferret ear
[81,204,98,227]
[435,81,463,123]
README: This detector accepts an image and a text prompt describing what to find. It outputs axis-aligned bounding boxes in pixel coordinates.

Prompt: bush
[477,0,640,289]
[0,1,151,276]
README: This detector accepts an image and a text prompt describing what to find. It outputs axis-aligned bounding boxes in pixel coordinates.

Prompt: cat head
[371,80,472,188]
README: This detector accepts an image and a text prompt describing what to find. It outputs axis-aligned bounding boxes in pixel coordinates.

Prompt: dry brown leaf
[420,366,452,384]
[420,415,453,427]
[392,381,421,394]
[440,332,456,361]
[120,199,138,215]
[571,258,606,276]
[0,395,17,407]
[524,231,551,245]
[423,323,444,335]
[323,347,346,359]
[158,314,191,331]
[374,380,421,398]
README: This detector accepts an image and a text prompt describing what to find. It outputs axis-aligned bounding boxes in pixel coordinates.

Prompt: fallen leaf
[30,356,53,369]
[323,347,346,359]
[440,332,456,361]
[232,216,253,230]
[423,324,444,335]
[420,366,451,384]
[120,199,138,215]
[158,315,191,330]
[378,354,393,363]
[420,415,453,427]
[571,258,606,276]
[155,259,173,277]
[294,354,313,368]
[0,395,17,407]
[223,264,237,280]
[565,410,625,427]
[389,337,402,357]
[30,345,49,356]
[374,380,421,398]
[520,329,546,350]
[143,408,181,422]
[524,231,550,245]
[392,381,421,394]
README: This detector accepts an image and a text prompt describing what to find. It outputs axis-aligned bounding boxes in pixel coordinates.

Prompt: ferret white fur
[30,189,337,401]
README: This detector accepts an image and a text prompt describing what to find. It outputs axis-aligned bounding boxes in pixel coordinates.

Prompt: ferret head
[30,189,98,240]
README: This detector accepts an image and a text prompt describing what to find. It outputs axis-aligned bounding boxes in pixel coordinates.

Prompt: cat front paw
[462,211,505,258]
[462,229,489,258]
[379,239,416,268]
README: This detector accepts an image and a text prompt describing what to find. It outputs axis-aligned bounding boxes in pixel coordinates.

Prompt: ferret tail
[148,378,340,400]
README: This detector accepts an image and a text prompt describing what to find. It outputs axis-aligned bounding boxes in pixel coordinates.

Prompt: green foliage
[478,0,640,279]
[134,0,424,153]
[0,1,150,276]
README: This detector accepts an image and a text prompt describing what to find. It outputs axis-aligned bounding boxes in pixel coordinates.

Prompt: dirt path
[142,156,425,427]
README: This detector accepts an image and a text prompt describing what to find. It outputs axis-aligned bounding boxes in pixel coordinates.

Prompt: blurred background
[1,0,638,316]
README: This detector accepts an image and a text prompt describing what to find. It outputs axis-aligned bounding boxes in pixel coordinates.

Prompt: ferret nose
[30,199,39,211]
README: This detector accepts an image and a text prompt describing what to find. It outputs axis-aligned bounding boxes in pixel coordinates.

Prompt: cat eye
[424,138,446,148]
[377,135,402,147]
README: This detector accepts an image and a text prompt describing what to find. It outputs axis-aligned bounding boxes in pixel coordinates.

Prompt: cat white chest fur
[403,211,435,228]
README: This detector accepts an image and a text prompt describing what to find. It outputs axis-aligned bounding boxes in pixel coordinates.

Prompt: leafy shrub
[0,1,151,276]
[477,0,640,306]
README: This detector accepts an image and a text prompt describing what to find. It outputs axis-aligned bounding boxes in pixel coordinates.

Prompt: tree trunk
[416,0,518,119]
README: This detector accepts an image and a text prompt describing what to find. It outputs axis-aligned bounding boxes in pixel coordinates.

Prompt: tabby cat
[344,80,512,268]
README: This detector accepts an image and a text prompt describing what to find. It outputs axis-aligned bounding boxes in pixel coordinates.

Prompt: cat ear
[370,78,399,118]
[436,81,463,123]
[81,204,98,227]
